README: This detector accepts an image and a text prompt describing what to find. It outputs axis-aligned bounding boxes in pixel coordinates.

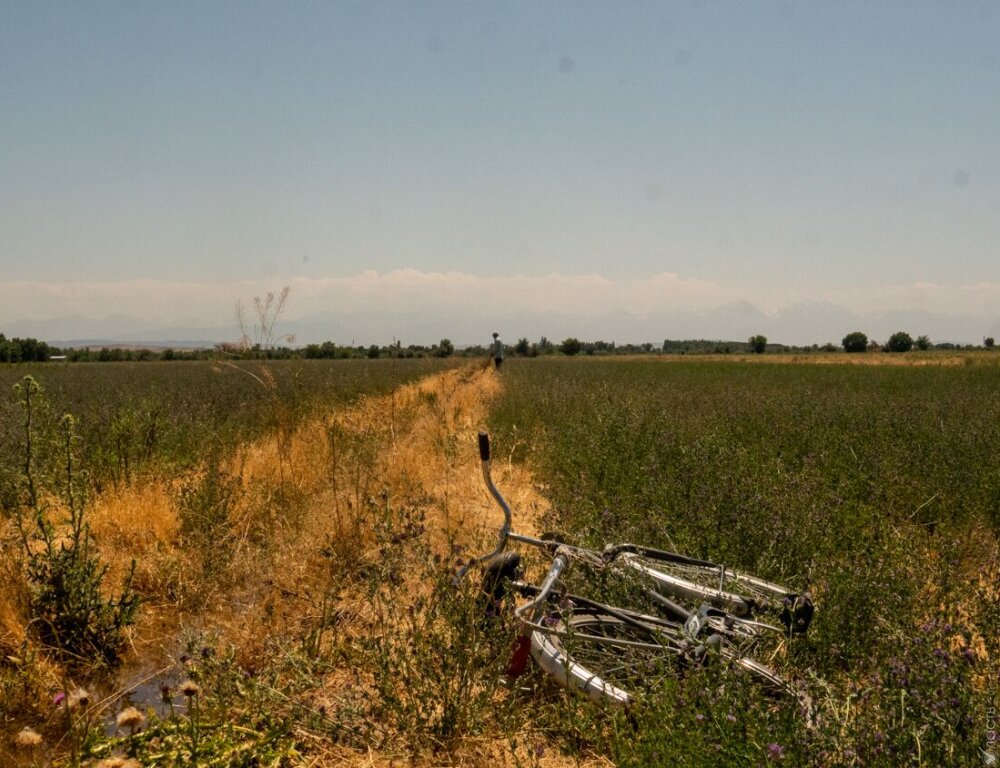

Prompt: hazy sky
[2,1,999,345]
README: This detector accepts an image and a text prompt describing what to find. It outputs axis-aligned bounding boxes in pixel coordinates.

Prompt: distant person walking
[488,332,504,371]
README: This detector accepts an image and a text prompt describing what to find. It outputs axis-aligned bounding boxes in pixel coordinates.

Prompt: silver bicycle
[457,432,813,706]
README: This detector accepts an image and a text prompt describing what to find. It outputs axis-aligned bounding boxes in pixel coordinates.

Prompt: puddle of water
[89,636,190,736]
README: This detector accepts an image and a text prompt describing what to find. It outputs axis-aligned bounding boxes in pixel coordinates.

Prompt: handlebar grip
[478,432,491,461]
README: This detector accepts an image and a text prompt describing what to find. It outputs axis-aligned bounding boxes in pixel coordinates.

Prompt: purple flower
[53,691,66,707]
[725,713,736,722]
[767,743,785,760]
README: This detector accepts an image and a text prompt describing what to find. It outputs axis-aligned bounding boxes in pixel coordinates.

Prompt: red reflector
[505,634,532,678]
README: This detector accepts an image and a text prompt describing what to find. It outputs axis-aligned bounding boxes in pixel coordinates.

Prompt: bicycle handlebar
[452,432,513,585]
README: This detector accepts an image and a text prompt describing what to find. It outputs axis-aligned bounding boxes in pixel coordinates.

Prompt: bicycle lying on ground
[455,432,814,707]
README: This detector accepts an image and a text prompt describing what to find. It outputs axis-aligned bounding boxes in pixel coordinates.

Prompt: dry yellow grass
[0,590,25,655]
[88,481,182,592]
[0,363,596,766]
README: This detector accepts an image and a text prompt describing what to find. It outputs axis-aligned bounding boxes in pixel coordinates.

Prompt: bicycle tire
[530,610,686,705]
[531,608,793,705]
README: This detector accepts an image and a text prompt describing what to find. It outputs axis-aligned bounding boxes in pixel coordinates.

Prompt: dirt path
[88,363,548,612]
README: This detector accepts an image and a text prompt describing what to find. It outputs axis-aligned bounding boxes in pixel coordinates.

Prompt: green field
[489,357,999,766]
[1,355,997,766]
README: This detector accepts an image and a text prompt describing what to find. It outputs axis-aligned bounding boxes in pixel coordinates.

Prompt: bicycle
[456,432,814,707]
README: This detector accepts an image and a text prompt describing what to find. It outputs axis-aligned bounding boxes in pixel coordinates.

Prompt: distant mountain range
[6,302,999,349]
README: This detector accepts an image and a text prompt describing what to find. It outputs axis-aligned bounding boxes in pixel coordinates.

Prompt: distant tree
[986,337,996,349]
[749,335,767,354]
[0,336,52,363]
[592,340,614,354]
[514,337,530,356]
[842,331,868,353]
[915,335,931,351]
[536,336,556,355]
[560,338,582,356]
[886,332,913,353]
[367,344,380,359]
[434,339,454,358]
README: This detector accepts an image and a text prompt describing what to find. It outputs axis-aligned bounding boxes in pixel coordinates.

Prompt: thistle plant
[13,376,140,666]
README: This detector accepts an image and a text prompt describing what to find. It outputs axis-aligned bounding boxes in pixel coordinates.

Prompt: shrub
[749,335,767,354]
[886,331,913,353]
[842,331,868,353]
[433,339,454,358]
[560,338,583,356]
[12,376,140,666]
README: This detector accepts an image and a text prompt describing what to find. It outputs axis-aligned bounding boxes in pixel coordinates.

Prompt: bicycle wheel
[531,607,795,705]
[530,610,686,705]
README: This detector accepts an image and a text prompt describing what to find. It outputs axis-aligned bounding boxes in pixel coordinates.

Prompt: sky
[2,1,999,346]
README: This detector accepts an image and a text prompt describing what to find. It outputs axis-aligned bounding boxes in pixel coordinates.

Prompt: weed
[489,358,1000,763]
[11,376,140,667]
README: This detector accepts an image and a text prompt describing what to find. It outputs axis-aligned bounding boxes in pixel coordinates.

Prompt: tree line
[1,331,996,365]
[0,334,58,363]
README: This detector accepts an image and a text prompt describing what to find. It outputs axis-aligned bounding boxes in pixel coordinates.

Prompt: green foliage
[986,337,995,349]
[541,664,810,767]
[842,331,868,352]
[916,334,931,350]
[886,331,914,352]
[488,358,998,764]
[560,338,583,356]
[749,334,767,354]
[12,376,140,666]
[81,638,304,765]
[434,338,455,357]
[0,334,56,363]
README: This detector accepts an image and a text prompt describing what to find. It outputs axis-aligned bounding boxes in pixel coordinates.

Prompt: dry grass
[88,481,182,591]
[0,362,594,766]
[0,590,25,656]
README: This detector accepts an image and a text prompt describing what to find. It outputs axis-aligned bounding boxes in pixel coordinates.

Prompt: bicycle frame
[465,432,810,628]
